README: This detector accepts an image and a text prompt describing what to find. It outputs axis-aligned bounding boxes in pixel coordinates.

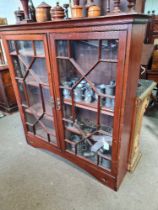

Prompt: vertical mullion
[23,80,31,107]
[39,84,46,113]
[68,40,72,58]
[98,40,102,60]
[97,95,101,129]
[32,40,36,56]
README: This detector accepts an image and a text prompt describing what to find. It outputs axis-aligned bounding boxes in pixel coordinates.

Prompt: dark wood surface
[0,65,17,112]
[0,14,148,191]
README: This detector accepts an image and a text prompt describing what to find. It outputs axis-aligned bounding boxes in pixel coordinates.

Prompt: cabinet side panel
[117,24,147,188]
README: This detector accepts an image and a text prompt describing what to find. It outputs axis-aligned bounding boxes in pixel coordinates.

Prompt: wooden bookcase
[0,13,148,191]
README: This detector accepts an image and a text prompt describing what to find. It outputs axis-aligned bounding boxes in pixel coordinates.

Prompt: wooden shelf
[15,77,48,87]
[63,98,114,116]
[57,56,118,63]
[97,151,112,161]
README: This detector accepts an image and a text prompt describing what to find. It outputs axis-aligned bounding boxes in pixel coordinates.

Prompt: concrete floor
[0,108,158,210]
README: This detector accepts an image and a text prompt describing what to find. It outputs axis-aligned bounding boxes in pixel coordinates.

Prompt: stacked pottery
[71,0,83,19]
[15,8,25,24]
[50,2,65,20]
[35,2,51,22]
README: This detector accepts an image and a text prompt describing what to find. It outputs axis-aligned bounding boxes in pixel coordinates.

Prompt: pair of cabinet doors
[3,31,127,174]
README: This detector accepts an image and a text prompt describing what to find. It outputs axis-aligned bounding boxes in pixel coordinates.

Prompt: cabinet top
[0,13,148,32]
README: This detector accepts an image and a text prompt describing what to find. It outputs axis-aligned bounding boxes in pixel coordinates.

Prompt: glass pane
[71,40,99,74]
[34,41,45,56]
[101,40,118,60]
[16,40,34,56]
[40,115,55,136]
[19,55,33,68]
[35,123,48,140]
[31,58,48,83]
[12,56,27,78]
[58,59,82,86]
[24,112,36,133]
[8,41,16,53]
[16,81,27,105]
[42,87,53,116]
[9,39,57,145]
[57,38,117,170]
[26,85,43,115]
[25,70,38,86]
[56,40,68,57]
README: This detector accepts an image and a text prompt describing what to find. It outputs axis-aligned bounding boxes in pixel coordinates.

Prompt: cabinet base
[26,133,118,191]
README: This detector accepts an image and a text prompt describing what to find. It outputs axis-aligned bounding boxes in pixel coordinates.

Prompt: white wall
[0,0,68,25]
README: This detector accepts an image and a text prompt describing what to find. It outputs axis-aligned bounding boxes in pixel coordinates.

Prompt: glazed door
[3,35,60,147]
[50,31,127,174]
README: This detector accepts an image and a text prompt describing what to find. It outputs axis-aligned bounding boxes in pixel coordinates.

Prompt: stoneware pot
[88,5,101,17]
[71,5,83,18]
[35,2,51,22]
[51,2,65,20]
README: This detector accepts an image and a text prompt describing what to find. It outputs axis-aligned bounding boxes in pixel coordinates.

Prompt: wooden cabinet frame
[0,14,148,190]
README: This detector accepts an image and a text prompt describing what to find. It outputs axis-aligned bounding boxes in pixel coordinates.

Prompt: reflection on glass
[16,81,27,105]
[58,59,82,86]
[101,40,118,60]
[34,41,45,56]
[9,39,56,144]
[12,56,27,78]
[31,58,48,83]
[8,41,16,53]
[19,55,33,67]
[26,85,43,115]
[16,40,34,56]
[56,40,68,57]
[35,122,48,140]
[42,87,53,116]
[72,40,99,74]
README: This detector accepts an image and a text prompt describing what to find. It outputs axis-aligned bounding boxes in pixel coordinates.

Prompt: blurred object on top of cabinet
[36,2,51,22]
[50,2,65,20]
[28,0,36,21]
[20,0,34,23]
[88,4,101,17]
[127,0,136,12]
[63,4,70,19]
[0,18,7,25]
[79,0,145,17]
[71,4,83,18]
[112,0,121,13]
[15,8,25,24]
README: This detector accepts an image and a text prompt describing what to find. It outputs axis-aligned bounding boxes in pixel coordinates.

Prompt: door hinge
[56,98,61,111]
